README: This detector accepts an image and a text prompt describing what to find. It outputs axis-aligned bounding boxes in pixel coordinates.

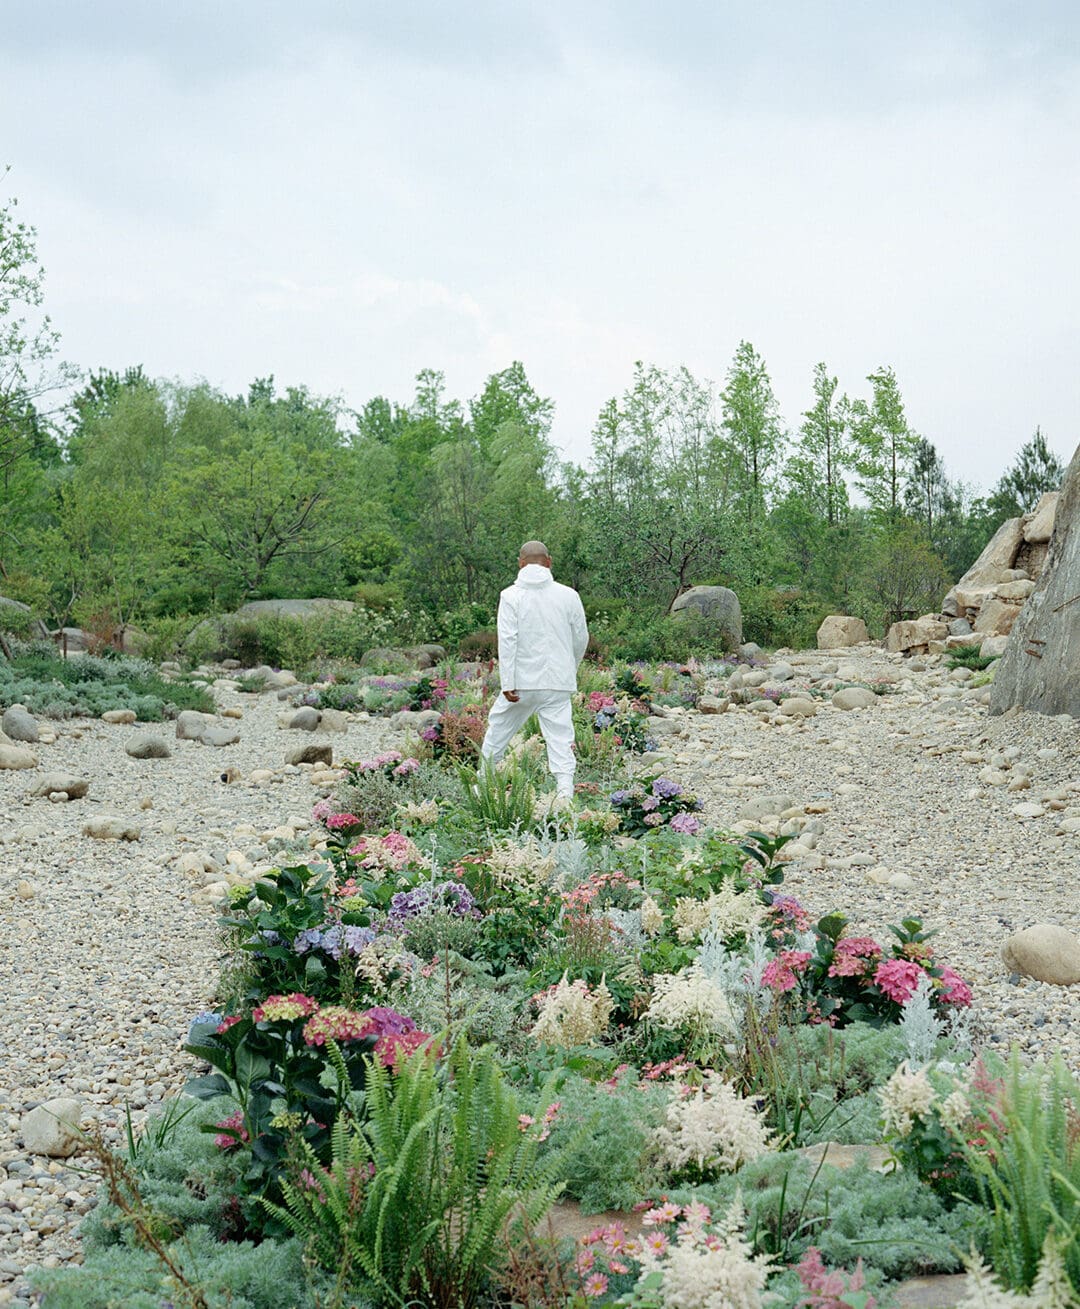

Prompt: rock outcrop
[942,491,1059,627]
[669,586,742,650]
[816,615,869,649]
[990,443,1080,718]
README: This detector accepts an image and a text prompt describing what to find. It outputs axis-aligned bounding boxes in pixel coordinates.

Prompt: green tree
[850,366,918,517]
[794,361,850,525]
[989,427,1065,517]
[719,340,785,521]
[903,436,953,538]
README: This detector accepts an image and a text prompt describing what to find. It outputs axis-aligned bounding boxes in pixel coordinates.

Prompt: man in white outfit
[481,540,589,798]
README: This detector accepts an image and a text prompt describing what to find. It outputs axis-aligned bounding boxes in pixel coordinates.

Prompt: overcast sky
[5,0,1079,490]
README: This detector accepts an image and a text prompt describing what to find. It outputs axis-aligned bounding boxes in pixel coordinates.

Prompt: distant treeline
[0,188,1067,655]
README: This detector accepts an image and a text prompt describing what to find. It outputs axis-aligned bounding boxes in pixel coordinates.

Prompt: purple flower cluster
[293,923,377,960]
[388,880,479,922]
[651,777,683,800]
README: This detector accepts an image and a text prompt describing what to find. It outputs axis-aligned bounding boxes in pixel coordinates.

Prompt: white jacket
[496,564,589,692]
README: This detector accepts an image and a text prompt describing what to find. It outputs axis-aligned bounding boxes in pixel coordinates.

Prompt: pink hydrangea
[828,936,883,978]
[252,993,320,1023]
[303,1006,376,1047]
[762,949,813,993]
[213,1110,250,1151]
[873,957,925,1004]
[937,965,972,1007]
[374,1029,434,1070]
[326,812,362,831]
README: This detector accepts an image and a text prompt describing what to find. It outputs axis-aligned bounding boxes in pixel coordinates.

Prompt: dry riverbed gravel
[0,646,1077,1302]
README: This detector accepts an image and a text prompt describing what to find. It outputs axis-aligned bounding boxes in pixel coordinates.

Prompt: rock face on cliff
[990,444,1080,719]
[942,492,1058,629]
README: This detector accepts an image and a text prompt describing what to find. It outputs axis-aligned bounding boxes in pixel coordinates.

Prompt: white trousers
[481,690,576,796]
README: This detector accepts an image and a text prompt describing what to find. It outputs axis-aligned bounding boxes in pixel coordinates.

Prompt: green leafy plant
[265,1038,568,1308]
[954,1051,1080,1295]
[457,757,540,833]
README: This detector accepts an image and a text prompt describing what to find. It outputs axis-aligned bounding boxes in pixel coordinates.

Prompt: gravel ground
[0,683,399,1301]
[0,649,1077,1301]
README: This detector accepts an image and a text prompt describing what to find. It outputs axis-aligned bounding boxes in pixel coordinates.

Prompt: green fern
[955,1052,1080,1295]
[457,757,540,833]
[264,1037,568,1307]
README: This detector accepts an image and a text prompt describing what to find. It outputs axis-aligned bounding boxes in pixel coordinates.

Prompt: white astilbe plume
[640,894,664,936]
[956,1248,1030,1308]
[484,835,556,890]
[646,967,736,1036]
[637,1197,774,1309]
[655,1072,773,1176]
[672,885,766,944]
[1029,1234,1080,1309]
[879,1061,937,1139]
[531,973,613,1048]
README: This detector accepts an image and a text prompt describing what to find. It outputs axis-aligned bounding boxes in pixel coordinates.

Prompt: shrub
[0,652,214,718]
[458,627,498,660]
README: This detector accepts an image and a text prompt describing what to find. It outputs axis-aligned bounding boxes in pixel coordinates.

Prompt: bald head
[518,540,551,566]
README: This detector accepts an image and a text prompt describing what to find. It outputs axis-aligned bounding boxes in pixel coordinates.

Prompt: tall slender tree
[719,341,785,521]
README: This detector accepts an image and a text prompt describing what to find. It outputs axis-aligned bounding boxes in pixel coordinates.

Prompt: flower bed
[32,659,1080,1309]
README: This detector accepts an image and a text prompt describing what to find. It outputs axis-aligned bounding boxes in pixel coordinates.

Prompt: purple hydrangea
[652,777,683,800]
[669,812,703,836]
[641,795,660,812]
[359,1006,417,1036]
[388,880,478,922]
[610,790,631,806]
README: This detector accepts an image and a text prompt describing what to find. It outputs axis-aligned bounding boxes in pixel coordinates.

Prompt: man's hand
[503,689,520,703]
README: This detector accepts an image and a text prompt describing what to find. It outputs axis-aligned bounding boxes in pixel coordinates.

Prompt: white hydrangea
[879,1060,937,1138]
[636,1200,774,1309]
[655,1072,774,1176]
[531,973,613,1048]
[672,886,766,944]
[646,966,736,1036]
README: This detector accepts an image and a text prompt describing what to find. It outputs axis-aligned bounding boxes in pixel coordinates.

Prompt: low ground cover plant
[34,655,1079,1309]
[0,645,214,718]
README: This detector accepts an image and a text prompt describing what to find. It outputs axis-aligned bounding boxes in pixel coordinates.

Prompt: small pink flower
[582,1272,608,1298]
[937,966,972,1007]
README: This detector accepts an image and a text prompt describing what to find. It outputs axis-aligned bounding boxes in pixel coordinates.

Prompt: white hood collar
[516,564,553,587]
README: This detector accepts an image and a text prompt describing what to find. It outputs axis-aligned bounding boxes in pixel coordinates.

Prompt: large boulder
[942,517,1026,617]
[1001,923,1080,986]
[233,598,354,621]
[0,742,38,769]
[816,615,869,649]
[30,772,89,799]
[991,443,1080,718]
[669,586,742,651]
[2,705,39,743]
[884,616,948,654]
[21,1098,84,1157]
[972,597,1022,637]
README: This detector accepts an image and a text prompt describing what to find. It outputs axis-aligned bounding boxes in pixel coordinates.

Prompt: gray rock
[264,669,299,689]
[0,741,38,769]
[176,711,209,741]
[739,642,763,661]
[390,709,442,731]
[29,772,88,799]
[288,707,322,731]
[83,817,142,841]
[669,586,742,651]
[696,696,729,714]
[778,696,818,717]
[21,1098,84,1158]
[125,733,172,759]
[2,706,39,743]
[285,743,333,766]
[101,708,137,725]
[815,616,868,648]
[948,617,973,637]
[405,643,447,668]
[1001,924,1080,986]
[234,597,354,621]
[739,794,795,822]
[317,708,349,733]
[203,725,240,747]
[768,662,794,681]
[991,442,1080,719]
[832,686,877,710]
[742,669,768,688]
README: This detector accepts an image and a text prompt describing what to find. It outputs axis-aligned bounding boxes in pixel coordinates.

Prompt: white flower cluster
[672,886,766,944]
[395,798,440,825]
[640,895,665,936]
[646,966,736,1036]
[637,1201,774,1309]
[959,1233,1078,1308]
[879,1060,937,1138]
[531,973,613,1048]
[655,1072,773,1175]
[485,836,556,890]
[354,937,414,995]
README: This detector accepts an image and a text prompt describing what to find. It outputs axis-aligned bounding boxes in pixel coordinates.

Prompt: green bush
[738,585,834,649]
[0,652,213,718]
[458,627,498,660]
[947,643,997,671]
[184,609,404,673]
